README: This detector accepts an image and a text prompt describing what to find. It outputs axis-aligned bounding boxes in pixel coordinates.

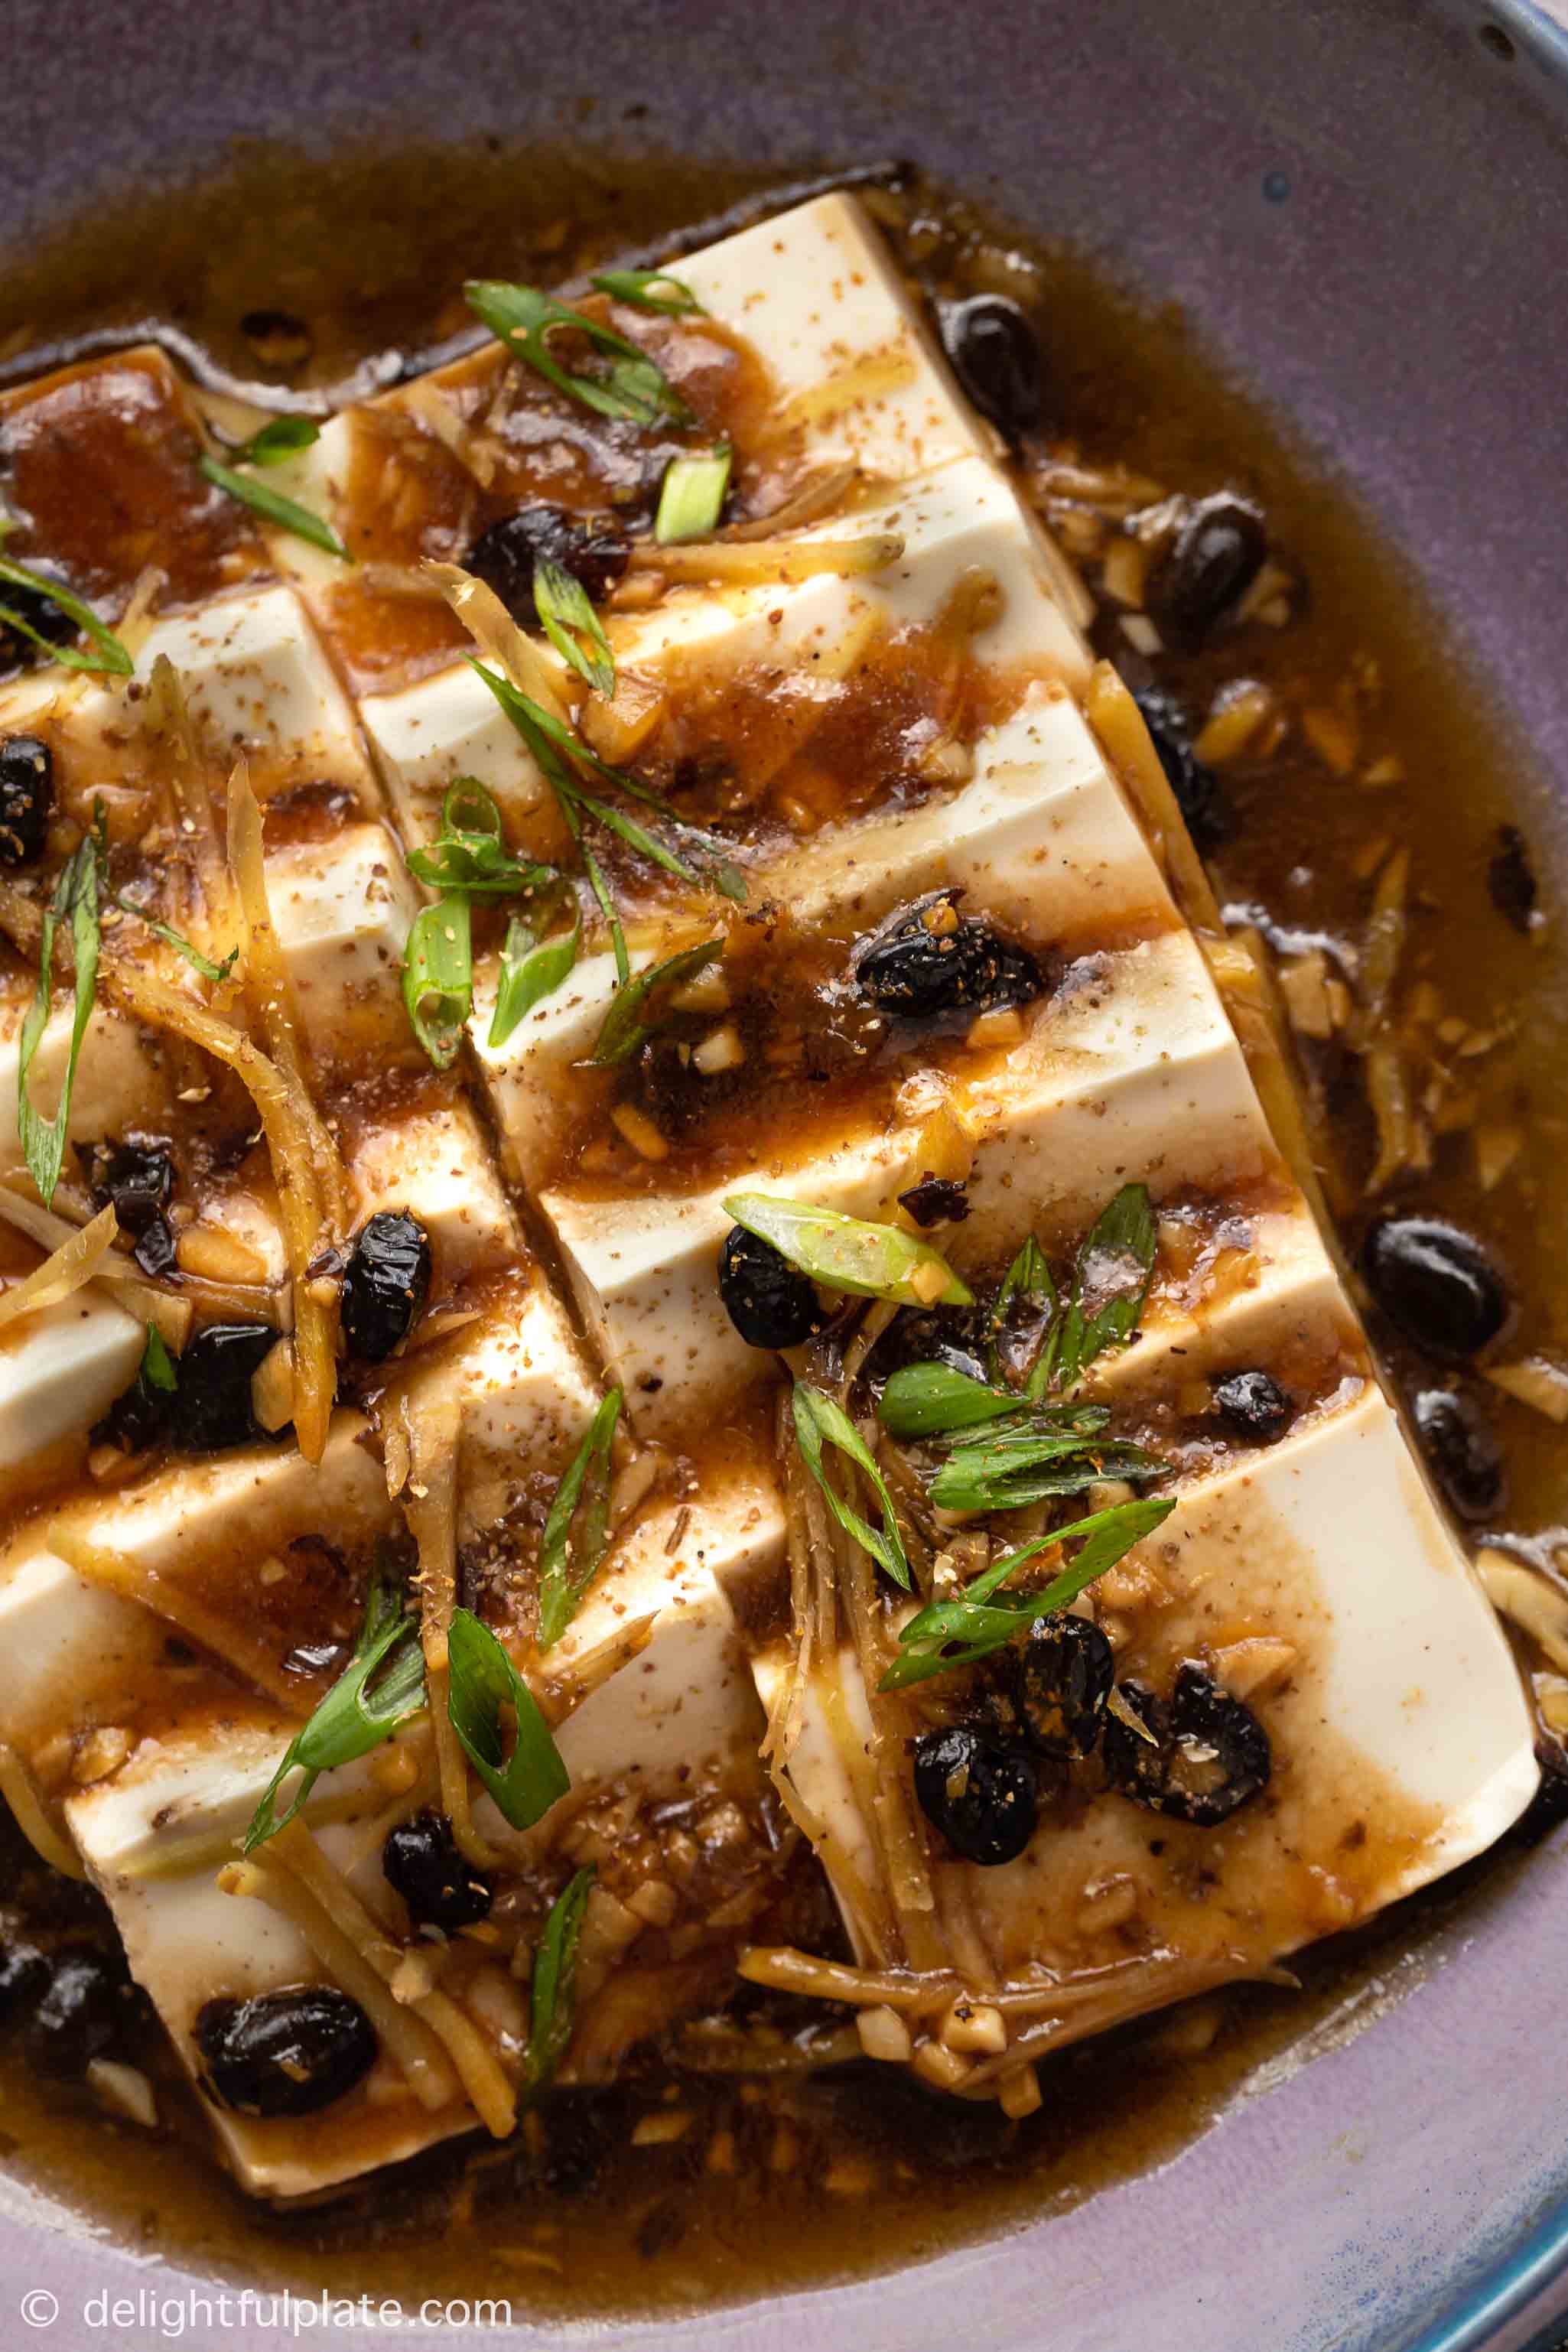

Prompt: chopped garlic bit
[631,2109,694,2146]
[938,1997,1006,2055]
[610,1104,670,1162]
[857,2005,913,2063]
[87,2058,158,2129]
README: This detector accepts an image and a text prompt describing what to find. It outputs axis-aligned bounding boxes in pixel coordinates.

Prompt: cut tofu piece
[676,192,994,489]
[472,688,1161,1192]
[489,1468,782,1830]
[264,822,420,1053]
[0,1415,395,1755]
[66,1715,473,2199]
[362,454,1090,865]
[0,584,376,807]
[760,1385,1536,2035]
[540,925,1276,1443]
[342,1091,519,1285]
[0,1288,144,1471]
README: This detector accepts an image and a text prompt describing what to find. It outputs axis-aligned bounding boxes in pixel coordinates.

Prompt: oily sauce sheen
[0,147,1563,2318]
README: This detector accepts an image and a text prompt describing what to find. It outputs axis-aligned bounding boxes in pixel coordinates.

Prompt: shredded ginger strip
[99,961,337,1462]
[265,1819,517,2136]
[0,1202,119,1335]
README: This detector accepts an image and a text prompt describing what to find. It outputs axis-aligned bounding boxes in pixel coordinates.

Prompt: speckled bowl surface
[2,2,1566,2344]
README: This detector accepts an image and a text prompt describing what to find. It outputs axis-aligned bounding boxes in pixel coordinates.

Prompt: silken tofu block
[675,191,996,486]
[472,685,1161,1193]
[359,447,1091,880]
[539,922,1277,1444]
[0,1416,396,1760]
[0,1287,145,1472]
[64,1715,476,2199]
[0,584,377,809]
[758,1386,1537,2061]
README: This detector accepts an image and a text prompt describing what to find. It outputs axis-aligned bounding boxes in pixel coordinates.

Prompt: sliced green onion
[533,557,615,696]
[198,454,351,562]
[445,1606,570,1832]
[523,1866,595,2095]
[109,892,238,984]
[140,1322,178,1394]
[655,446,733,545]
[18,828,102,1205]
[0,554,133,677]
[723,1192,973,1310]
[792,1384,910,1590]
[243,1565,425,1849]
[488,909,581,1047]
[464,280,693,427]
[590,939,722,1065]
[467,657,747,905]
[877,1361,1023,1440]
[233,417,322,467]
[927,1426,1159,1516]
[402,895,472,1069]
[536,1390,623,1652]
[880,1494,1176,1691]
[590,268,704,317]
[406,777,556,898]
[1053,1182,1157,1389]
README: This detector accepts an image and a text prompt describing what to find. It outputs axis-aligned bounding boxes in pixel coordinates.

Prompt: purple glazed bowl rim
[2,1,1568,2344]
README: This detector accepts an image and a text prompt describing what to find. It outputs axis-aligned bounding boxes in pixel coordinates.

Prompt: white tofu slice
[358,652,561,852]
[264,822,419,1049]
[540,925,1273,1443]
[66,1716,472,2199]
[0,1415,395,1755]
[760,1385,1536,2019]
[0,585,375,805]
[473,687,1156,1193]
[0,1288,144,1470]
[493,1469,782,1825]
[361,452,1090,865]
[343,1095,518,1284]
[676,192,994,488]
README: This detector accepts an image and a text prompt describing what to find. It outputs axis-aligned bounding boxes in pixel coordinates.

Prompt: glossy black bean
[93,1360,175,1455]
[1212,1369,1292,1441]
[1102,1663,1271,1827]
[1363,1217,1511,1361]
[132,1214,179,1278]
[717,1226,828,1352]
[853,892,1044,1021]
[464,503,630,620]
[940,296,1044,439]
[870,1305,991,1391]
[0,1940,47,2025]
[22,1948,130,2077]
[90,1140,174,1235]
[197,1986,377,2117]
[1488,825,1537,934]
[1413,1387,1505,1521]
[1133,690,1233,855]
[340,1211,431,1364]
[896,1175,970,1228]
[0,735,53,866]
[1149,495,1268,648]
[912,1726,1038,1866]
[1012,1615,1115,1760]
[382,1810,494,1933]
[171,1323,275,1452]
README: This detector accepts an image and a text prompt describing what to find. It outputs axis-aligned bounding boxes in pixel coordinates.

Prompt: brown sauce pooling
[0,145,1563,2318]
